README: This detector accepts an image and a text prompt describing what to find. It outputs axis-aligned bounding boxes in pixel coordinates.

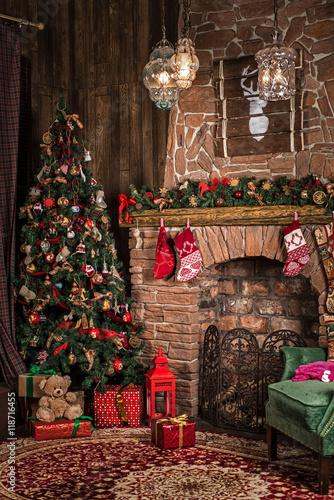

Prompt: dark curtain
[0,24,26,391]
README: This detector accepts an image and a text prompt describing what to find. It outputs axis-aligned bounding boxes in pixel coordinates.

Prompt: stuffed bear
[36,374,83,423]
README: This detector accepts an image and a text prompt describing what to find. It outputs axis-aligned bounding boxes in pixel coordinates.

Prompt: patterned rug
[0,427,333,499]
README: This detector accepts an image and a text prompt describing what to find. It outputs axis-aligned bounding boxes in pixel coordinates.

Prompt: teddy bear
[36,374,83,423]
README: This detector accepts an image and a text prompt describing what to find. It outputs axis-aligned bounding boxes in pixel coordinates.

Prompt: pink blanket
[292,361,334,382]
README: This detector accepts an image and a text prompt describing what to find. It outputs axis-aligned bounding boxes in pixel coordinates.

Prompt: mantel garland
[119,175,334,223]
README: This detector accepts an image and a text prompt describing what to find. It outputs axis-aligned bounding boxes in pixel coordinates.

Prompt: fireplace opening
[199,256,320,344]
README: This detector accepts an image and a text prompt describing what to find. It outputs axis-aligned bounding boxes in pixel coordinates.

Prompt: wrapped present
[31,416,93,441]
[94,384,143,427]
[151,414,195,449]
[18,366,59,398]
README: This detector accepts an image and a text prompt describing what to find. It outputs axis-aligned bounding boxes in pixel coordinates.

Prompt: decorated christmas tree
[15,95,143,392]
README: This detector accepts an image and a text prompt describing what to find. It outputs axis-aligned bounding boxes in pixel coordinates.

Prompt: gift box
[151,415,195,449]
[31,417,93,441]
[18,371,58,398]
[94,384,143,427]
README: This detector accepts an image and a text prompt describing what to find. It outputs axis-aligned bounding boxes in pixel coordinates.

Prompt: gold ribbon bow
[246,181,265,206]
[61,110,84,129]
[153,196,173,212]
[155,414,189,447]
[40,142,55,155]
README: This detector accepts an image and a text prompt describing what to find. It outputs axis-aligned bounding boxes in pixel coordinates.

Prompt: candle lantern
[145,348,176,424]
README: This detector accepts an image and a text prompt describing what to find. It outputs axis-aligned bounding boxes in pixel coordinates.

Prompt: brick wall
[164,0,334,188]
[130,223,327,416]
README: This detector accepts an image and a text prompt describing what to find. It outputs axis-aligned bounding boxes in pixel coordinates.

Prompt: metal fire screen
[200,326,306,433]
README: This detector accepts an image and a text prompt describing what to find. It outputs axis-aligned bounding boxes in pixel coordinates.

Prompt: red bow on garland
[118,194,136,224]
[199,177,229,196]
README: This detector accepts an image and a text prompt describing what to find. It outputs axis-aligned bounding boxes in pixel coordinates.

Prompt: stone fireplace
[129,221,328,417]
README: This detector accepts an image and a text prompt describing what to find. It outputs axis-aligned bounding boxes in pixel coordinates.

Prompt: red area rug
[0,427,333,499]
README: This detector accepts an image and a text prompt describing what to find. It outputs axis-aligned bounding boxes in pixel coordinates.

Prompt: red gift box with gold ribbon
[31,417,93,441]
[93,384,143,427]
[151,415,195,449]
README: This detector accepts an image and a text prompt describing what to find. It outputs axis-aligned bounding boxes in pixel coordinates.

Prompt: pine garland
[124,175,334,215]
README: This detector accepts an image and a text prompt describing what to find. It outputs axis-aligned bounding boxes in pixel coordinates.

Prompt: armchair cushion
[279,346,327,380]
[268,379,334,432]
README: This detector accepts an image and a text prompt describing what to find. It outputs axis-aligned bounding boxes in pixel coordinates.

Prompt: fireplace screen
[200,326,306,433]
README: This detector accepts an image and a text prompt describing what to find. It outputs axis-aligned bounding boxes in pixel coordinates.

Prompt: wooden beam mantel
[119,205,332,228]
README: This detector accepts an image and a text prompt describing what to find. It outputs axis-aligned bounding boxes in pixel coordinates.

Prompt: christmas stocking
[315,221,334,314]
[153,219,175,279]
[174,219,202,282]
[283,212,310,277]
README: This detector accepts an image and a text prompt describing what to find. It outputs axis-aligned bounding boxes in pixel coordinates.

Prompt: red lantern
[89,328,99,339]
[28,313,39,325]
[114,353,123,371]
[145,349,176,424]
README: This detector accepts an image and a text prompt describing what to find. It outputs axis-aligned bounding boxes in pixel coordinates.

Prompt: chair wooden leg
[318,454,330,496]
[267,424,277,461]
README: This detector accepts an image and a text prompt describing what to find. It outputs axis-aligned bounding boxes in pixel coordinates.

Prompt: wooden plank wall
[0,0,178,270]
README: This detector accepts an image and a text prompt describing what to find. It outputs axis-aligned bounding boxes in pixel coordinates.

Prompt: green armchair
[266,346,334,495]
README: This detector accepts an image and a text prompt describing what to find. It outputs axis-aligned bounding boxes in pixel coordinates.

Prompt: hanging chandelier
[142,0,180,110]
[255,0,297,101]
[170,0,199,90]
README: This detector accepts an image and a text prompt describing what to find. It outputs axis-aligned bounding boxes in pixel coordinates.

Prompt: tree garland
[121,175,334,218]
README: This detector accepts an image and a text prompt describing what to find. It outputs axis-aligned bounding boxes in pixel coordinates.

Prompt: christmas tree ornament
[83,347,95,371]
[68,352,77,365]
[262,180,273,190]
[84,149,92,161]
[89,327,99,338]
[234,190,243,199]
[283,212,310,277]
[28,312,39,325]
[57,196,69,206]
[92,273,103,285]
[128,336,141,349]
[44,274,51,286]
[56,245,71,262]
[91,249,96,258]
[55,282,63,289]
[230,178,240,187]
[189,194,197,207]
[85,219,94,229]
[43,197,56,209]
[20,243,27,254]
[19,285,36,301]
[102,299,111,311]
[315,220,334,314]
[83,264,95,277]
[26,263,36,274]
[45,252,55,264]
[71,280,79,295]
[106,360,115,376]
[48,226,58,238]
[313,190,327,205]
[95,190,107,209]
[70,165,79,176]
[36,350,49,365]
[33,202,43,215]
[91,178,97,186]
[67,227,75,238]
[174,218,202,282]
[53,342,68,355]
[153,218,175,279]
[60,216,70,227]
[71,205,80,213]
[215,197,224,207]
[301,189,308,199]
[114,353,123,372]
[90,194,96,205]
[30,335,39,347]
[40,238,51,254]
[76,241,86,253]
[121,304,131,322]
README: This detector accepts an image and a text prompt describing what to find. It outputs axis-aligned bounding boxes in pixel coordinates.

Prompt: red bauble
[293,194,298,200]
[45,252,55,263]
[122,312,131,323]
[29,313,39,325]
[114,354,123,371]
[92,273,103,285]
[234,191,243,199]
[82,264,95,277]
[89,328,99,339]
[33,202,43,215]
[85,219,94,229]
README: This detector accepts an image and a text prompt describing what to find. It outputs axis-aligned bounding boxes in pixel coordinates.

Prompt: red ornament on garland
[45,252,55,264]
[43,197,55,209]
[33,202,43,215]
[114,353,123,371]
[28,313,39,325]
[234,191,243,199]
[89,328,99,339]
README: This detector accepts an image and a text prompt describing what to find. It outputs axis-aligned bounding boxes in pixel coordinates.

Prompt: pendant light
[142,0,180,110]
[170,0,199,90]
[255,0,297,101]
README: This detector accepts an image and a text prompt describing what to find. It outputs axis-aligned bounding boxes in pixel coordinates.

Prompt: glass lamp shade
[142,40,180,110]
[170,37,199,90]
[255,44,297,101]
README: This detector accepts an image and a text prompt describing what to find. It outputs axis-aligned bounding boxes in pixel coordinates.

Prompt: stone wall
[164,0,334,189]
[129,223,327,416]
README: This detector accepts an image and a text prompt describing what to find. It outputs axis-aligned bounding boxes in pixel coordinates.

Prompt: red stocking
[174,219,202,282]
[283,212,310,277]
[153,219,175,279]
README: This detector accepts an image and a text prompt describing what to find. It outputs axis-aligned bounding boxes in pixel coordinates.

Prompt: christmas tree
[15,95,143,392]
